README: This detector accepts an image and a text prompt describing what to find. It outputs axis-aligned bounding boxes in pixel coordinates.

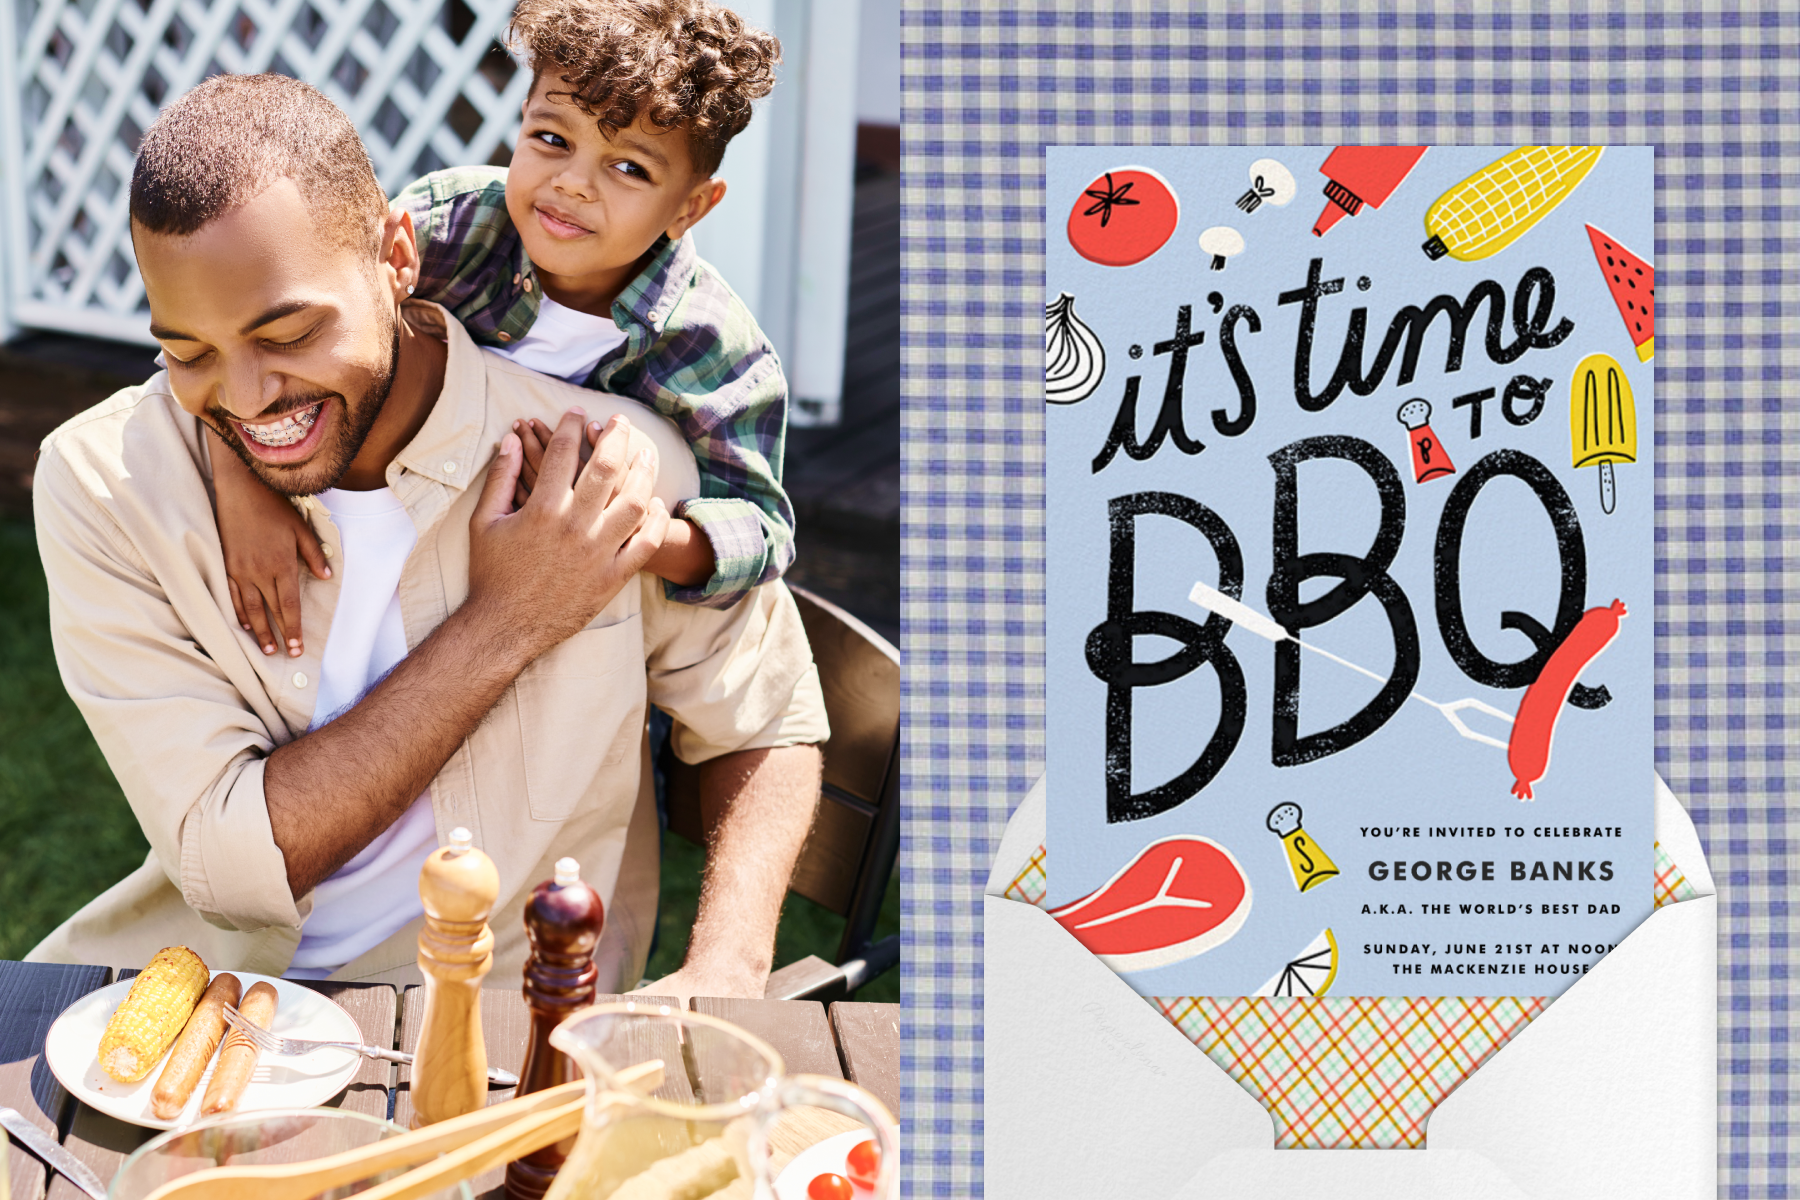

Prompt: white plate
[773,1128,879,1200]
[44,973,363,1130]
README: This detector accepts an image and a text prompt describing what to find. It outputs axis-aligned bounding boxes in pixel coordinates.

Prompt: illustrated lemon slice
[1255,928,1338,997]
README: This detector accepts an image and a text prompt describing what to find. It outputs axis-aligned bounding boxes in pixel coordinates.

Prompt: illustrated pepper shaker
[1267,803,1340,893]
[1396,398,1456,483]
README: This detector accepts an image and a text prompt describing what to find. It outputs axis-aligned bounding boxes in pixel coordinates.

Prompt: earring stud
[407,284,415,295]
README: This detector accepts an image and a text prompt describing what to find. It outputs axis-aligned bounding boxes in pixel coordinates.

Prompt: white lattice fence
[0,0,532,343]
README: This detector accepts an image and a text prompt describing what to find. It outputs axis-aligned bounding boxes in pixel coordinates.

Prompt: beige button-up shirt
[29,302,826,986]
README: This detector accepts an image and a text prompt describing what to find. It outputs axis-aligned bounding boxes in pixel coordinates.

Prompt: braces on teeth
[243,405,319,448]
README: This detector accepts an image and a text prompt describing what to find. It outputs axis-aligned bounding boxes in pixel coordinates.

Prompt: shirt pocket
[515,613,647,822]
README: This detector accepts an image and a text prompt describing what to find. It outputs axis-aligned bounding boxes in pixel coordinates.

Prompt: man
[29,74,826,1001]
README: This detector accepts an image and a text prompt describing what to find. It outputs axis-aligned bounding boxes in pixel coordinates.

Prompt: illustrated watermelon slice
[1048,836,1251,973]
[1586,224,1654,362]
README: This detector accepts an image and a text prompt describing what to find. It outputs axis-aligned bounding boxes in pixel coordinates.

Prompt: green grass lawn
[0,516,897,1001]
[0,518,152,956]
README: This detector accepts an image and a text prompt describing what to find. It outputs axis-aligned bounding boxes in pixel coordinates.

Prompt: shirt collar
[388,300,488,491]
[612,233,695,333]
[514,232,692,338]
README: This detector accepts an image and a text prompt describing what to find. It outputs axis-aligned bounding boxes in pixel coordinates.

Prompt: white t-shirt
[491,295,628,383]
[286,486,438,978]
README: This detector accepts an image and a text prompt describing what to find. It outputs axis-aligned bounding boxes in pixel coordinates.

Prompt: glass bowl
[108,1107,475,1200]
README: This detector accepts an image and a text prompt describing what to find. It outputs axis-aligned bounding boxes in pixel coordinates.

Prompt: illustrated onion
[1045,292,1106,405]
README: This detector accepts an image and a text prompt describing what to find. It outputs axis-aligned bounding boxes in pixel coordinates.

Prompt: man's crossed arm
[264,409,667,897]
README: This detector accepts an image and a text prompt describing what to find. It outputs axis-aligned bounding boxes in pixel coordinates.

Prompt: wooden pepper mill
[411,826,499,1128]
[504,857,606,1200]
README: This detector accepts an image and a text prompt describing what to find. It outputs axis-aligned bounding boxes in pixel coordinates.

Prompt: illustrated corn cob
[96,946,210,1081]
[1421,146,1604,261]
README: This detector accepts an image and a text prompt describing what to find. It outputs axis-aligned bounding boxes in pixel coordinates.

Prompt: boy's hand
[511,416,594,508]
[211,433,331,657]
[513,417,713,587]
[642,516,716,587]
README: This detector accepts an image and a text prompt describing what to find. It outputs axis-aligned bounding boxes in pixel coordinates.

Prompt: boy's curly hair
[508,0,780,177]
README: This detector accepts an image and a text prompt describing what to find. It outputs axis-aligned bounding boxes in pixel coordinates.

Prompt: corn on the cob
[1422,146,1604,262]
[97,946,210,1082]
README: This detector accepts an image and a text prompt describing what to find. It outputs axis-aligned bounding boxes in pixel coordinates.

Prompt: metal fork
[223,1004,520,1087]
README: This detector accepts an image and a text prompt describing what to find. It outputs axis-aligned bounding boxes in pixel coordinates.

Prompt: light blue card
[1044,146,1654,998]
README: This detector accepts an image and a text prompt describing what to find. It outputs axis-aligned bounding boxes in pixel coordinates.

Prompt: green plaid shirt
[396,166,794,607]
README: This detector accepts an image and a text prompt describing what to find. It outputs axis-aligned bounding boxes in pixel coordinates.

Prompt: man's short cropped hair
[508,0,780,177]
[130,73,388,258]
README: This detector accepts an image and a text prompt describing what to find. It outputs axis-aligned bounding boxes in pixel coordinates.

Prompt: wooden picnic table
[0,960,898,1200]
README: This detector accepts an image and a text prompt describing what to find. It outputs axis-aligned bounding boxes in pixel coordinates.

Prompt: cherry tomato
[846,1138,881,1189]
[808,1173,854,1200]
[1067,168,1180,267]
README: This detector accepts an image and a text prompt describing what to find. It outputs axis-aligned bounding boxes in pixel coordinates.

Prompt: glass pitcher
[542,1001,897,1200]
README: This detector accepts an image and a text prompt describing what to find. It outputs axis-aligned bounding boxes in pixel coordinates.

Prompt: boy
[211,0,793,656]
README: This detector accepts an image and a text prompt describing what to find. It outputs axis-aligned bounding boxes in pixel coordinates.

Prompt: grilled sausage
[199,980,277,1115]
[151,972,242,1119]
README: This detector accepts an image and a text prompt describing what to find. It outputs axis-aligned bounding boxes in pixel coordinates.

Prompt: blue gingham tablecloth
[900,3,1797,1196]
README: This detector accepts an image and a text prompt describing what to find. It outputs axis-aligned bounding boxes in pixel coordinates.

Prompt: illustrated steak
[1048,836,1252,972]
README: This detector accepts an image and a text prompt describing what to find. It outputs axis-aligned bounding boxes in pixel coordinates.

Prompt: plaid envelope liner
[1002,842,1700,1149]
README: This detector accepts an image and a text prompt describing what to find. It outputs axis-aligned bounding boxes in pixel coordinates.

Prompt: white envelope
[983,773,1716,1200]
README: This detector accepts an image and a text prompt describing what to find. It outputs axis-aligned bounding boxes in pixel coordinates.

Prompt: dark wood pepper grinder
[503,857,605,1200]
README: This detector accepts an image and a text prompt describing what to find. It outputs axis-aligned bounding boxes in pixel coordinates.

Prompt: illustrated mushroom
[1198,226,1245,271]
[1236,158,1296,213]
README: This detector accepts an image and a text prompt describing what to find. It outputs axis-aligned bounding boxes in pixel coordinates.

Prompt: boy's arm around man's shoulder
[394,166,527,324]
[632,269,798,607]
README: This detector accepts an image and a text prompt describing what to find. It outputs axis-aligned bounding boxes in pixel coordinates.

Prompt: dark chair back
[662,585,900,973]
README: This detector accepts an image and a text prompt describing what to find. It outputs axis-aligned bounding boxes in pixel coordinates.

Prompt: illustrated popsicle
[1265,802,1340,892]
[1312,146,1427,237]
[1586,224,1655,362]
[1421,146,1603,261]
[1569,351,1637,514]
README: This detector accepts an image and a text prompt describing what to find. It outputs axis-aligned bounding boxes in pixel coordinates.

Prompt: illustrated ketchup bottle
[504,858,605,1200]
[1313,146,1428,236]
[1396,398,1456,483]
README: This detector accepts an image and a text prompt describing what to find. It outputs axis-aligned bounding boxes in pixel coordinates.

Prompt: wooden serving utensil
[139,1060,663,1200]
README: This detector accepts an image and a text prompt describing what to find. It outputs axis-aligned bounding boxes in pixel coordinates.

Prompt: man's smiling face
[135,176,398,497]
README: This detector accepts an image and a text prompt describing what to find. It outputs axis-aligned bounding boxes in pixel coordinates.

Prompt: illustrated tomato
[808,1173,854,1200]
[846,1139,881,1189]
[1067,167,1180,267]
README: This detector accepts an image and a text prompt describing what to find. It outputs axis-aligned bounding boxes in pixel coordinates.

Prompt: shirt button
[512,273,520,285]
[647,309,661,322]
[321,543,334,558]
[293,672,308,688]
[523,279,533,293]
[445,460,458,473]
[497,332,512,342]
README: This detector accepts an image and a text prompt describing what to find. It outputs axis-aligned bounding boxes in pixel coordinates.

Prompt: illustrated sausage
[151,972,241,1119]
[199,980,277,1115]
[1507,600,1627,799]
